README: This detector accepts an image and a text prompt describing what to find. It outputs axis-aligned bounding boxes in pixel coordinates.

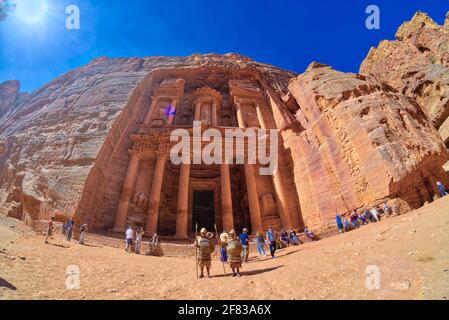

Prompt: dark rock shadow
[0,277,17,291]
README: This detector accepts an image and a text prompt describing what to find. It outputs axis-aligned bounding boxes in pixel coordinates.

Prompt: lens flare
[14,0,48,24]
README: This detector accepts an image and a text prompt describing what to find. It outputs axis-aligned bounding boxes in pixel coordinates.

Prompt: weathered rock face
[0,47,448,234]
[284,63,448,230]
[360,11,449,144]
[0,80,20,117]
[0,54,294,227]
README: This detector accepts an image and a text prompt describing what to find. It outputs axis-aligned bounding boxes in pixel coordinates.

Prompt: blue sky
[0,0,448,92]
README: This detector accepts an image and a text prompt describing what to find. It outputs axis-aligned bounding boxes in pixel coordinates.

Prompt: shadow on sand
[46,243,70,249]
[80,243,102,248]
[212,265,284,278]
[0,277,17,291]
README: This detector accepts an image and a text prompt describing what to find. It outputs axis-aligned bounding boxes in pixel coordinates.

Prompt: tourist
[44,217,55,244]
[358,212,367,225]
[255,230,266,256]
[149,233,160,247]
[392,203,399,216]
[195,228,215,278]
[219,232,229,263]
[336,213,344,233]
[371,207,380,222]
[227,230,243,277]
[275,230,285,249]
[266,227,276,258]
[383,201,390,216]
[239,228,249,263]
[364,209,374,223]
[66,217,75,241]
[79,223,88,245]
[135,227,145,254]
[125,226,134,253]
[62,221,68,238]
[280,230,290,247]
[437,181,448,197]
[289,229,300,245]
[343,214,351,231]
[350,211,360,229]
[304,226,318,241]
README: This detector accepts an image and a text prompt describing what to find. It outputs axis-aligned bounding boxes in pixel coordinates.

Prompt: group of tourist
[44,216,88,245]
[196,225,318,278]
[335,202,397,233]
[124,226,160,254]
[335,181,448,233]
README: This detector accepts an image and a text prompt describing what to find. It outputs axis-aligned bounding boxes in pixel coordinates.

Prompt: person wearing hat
[239,228,250,263]
[194,227,215,278]
[226,230,243,277]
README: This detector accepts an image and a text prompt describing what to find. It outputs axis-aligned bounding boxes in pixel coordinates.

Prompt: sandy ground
[1,197,449,300]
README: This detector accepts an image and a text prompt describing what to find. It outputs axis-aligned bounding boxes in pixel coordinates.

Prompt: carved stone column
[144,97,158,124]
[113,151,141,232]
[145,150,168,234]
[236,102,246,128]
[220,164,234,231]
[167,99,177,125]
[255,105,292,229]
[212,101,218,126]
[235,101,261,232]
[175,163,190,238]
[255,103,268,129]
[194,101,202,122]
[244,164,263,233]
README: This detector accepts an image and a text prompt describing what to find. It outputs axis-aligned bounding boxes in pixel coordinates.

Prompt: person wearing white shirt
[371,207,379,222]
[125,226,134,253]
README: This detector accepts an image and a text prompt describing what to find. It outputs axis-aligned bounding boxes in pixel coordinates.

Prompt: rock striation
[361,11,449,144]
[0,80,20,117]
[284,63,447,229]
[1,13,449,234]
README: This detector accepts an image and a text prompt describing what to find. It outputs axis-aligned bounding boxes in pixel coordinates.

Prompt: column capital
[128,149,142,159]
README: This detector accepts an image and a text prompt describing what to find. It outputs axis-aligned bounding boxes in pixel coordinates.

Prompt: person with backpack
[195,228,215,278]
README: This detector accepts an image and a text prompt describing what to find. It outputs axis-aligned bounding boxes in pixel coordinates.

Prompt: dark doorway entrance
[192,190,215,232]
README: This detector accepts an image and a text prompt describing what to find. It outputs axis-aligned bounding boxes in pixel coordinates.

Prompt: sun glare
[14,0,48,24]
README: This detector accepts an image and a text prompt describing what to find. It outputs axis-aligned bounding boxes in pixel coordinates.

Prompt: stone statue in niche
[243,104,260,128]
[200,103,212,125]
[260,193,276,215]
[132,192,149,210]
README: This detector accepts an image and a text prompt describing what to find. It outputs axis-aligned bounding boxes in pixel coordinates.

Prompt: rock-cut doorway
[191,190,215,232]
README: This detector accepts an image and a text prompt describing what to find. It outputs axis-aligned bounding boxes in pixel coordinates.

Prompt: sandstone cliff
[0,54,295,225]
[284,62,448,230]
[361,11,449,144]
[1,22,449,234]
[0,80,20,117]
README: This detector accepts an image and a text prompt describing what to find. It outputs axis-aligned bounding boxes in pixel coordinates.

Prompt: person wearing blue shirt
[336,213,344,233]
[266,226,276,258]
[239,228,249,263]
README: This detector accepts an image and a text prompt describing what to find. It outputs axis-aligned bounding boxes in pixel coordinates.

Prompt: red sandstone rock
[360,11,449,143]
[286,62,448,230]
[0,45,448,235]
[0,80,20,117]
